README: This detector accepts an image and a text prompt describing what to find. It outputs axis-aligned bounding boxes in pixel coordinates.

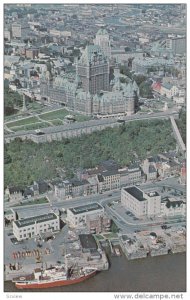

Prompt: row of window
[18,221,58,233]
[19,226,59,239]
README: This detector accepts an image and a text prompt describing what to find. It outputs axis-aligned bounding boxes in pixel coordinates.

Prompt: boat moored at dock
[12,265,97,289]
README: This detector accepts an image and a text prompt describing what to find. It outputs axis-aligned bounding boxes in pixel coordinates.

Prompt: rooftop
[69,202,104,215]
[96,28,109,36]
[79,234,97,250]
[149,165,157,173]
[124,186,146,202]
[14,213,58,228]
[146,191,160,197]
[78,44,107,65]
[162,198,185,209]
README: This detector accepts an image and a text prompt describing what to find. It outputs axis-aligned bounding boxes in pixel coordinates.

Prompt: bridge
[170,116,186,155]
[4,110,179,144]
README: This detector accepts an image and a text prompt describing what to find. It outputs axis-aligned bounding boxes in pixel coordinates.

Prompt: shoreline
[4,252,186,292]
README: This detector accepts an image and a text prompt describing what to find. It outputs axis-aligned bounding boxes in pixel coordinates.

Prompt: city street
[7,177,186,235]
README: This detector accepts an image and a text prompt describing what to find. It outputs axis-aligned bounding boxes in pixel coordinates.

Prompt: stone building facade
[40,41,139,116]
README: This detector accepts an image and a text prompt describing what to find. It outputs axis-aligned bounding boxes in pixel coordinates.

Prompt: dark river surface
[4,252,186,293]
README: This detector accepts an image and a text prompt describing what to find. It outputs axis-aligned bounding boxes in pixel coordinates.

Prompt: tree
[133,74,147,86]
[119,65,133,79]
[125,47,131,52]
[139,81,153,98]
[4,84,22,116]
[4,153,12,164]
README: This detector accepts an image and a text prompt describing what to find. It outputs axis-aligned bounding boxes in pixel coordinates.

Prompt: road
[5,109,179,141]
[11,177,186,233]
[170,116,186,153]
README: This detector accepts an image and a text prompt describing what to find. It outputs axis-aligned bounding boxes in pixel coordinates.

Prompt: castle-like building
[40,29,139,116]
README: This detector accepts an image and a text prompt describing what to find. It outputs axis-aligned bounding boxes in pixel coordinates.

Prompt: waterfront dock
[118,227,186,260]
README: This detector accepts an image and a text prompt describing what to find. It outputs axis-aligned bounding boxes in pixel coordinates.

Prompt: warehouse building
[121,186,161,218]
[67,202,104,227]
[13,213,60,241]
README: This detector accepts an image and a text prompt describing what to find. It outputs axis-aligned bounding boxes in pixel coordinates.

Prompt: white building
[4,209,17,222]
[160,83,179,99]
[121,186,161,218]
[67,202,104,227]
[161,198,186,217]
[13,213,60,241]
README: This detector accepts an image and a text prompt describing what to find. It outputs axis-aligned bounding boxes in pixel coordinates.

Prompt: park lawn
[40,108,91,122]
[23,122,51,130]
[11,122,50,132]
[103,233,118,239]
[50,119,64,126]
[28,102,43,110]
[6,116,39,128]
[75,115,91,122]
[39,109,69,120]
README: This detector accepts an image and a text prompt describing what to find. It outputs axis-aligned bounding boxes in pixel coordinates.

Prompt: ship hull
[15,270,97,289]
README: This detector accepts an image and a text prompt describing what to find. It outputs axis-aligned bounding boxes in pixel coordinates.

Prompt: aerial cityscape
[4,3,186,293]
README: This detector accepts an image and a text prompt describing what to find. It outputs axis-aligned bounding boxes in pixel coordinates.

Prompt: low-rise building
[4,209,17,222]
[132,57,174,74]
[86,215,111,234]
[54,179,93,199]
[5,186,24,202]
[13,213,60,241]
[25,47,39,59]
[163,161,180,177]
[147,165,157,181]
[119,164,142,186]
[160,83,179,99]
[67,202,104,227]
[161,198,186,217]
[121,186,161,218]
[97,170,121,192]
[141,159,157,182]
[33,180,49,195]
[79,234,98,253]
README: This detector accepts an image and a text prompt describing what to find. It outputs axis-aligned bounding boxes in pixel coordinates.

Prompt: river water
[4,252,186,293]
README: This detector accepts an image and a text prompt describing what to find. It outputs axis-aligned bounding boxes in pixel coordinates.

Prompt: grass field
[50,119,64,126]
[39,109,69,120]
[6,116,39,128]
[11,122,51,132]
[5,108,91,133]
[40,109,90,122]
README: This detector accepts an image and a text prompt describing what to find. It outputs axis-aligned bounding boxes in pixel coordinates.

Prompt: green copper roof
[97,28,109,35]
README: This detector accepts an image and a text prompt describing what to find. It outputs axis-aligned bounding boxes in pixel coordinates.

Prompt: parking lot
[4,223,69,270]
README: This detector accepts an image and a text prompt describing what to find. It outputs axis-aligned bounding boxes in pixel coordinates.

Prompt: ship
[12,265,97,289]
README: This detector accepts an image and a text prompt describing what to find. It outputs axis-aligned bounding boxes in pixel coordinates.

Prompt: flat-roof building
[13,213,60,241]
[79,234,98,253]
[67,202,104,227]
[121,186,161,218]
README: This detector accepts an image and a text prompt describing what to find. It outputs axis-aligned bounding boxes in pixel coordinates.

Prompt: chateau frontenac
[40,30,139,116]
